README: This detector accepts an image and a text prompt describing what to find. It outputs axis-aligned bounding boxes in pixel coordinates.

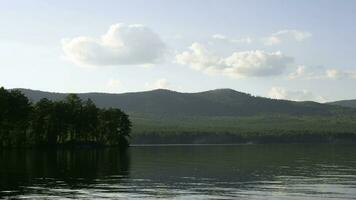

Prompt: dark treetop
[0,87,131,148]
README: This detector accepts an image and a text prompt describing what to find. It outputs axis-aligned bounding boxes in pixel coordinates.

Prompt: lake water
[1,144,356,199]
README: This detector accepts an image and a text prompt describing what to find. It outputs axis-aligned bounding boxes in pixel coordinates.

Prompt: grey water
[1,144,356,199]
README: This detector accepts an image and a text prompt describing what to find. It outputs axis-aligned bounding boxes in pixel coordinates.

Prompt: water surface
[1,144,356,199]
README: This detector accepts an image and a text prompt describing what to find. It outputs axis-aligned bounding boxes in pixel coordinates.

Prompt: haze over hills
[15,88,353,117]
[328,100,356,108]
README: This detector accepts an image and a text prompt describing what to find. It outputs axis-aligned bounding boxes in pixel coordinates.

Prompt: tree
[81,99,99,142]
[0,89,131,148]
[32,98,53,144]
[65,94,83,142]
[0,88,31,147]
[98,108,131,146]
[0,87,10,147]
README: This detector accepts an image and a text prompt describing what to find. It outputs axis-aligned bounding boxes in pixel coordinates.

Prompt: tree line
[0,87,131,148]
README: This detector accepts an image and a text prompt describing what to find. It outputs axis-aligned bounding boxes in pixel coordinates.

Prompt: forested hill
[328,100,356,108]
[16,88,353,117]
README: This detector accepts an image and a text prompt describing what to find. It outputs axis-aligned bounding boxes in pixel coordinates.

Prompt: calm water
[1,144,356,199]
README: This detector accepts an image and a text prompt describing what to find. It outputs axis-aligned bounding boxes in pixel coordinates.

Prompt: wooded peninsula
[0,87,131,148]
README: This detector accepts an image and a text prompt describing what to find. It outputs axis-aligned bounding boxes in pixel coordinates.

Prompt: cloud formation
[288,65,320,80]
[288,65,356,80]
[212,34,253,44]
[145,78,171,90]
[268,87,325,102]
[62,23,167,66]
[105,79,122,93]
[176,43,293,78]
[325,69,356,80]
[264,30,312,45]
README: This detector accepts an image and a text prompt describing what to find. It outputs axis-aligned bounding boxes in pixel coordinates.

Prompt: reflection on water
[0,148,130,198]
[1,144,356,199]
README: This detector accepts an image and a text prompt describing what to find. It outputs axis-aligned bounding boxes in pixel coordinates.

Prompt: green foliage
[8,88,356,144]
[0,88,32,147]
[0,87,131,148]
[130,114,356,144]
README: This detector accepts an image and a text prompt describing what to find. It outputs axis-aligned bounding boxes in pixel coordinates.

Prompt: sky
[1,0,356,102]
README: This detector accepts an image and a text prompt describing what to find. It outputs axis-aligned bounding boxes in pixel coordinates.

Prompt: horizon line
[2,86,342,103]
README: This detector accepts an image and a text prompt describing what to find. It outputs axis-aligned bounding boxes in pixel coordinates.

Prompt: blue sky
[1,0,356,101]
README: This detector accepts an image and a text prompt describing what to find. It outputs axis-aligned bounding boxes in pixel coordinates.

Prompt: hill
[16,88,350,117]
[14,88,356,144]
[328,100,356,108]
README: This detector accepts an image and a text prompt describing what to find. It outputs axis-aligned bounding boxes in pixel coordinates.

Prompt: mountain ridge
[12,87,353,117]
[328,99,356,108]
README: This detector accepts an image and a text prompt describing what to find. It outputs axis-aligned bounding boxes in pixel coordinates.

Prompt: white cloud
[212,34,253,44]
[268,87,326,102]
[288,65,307,79]
[288,66,356,80]
[145,78,171,90]
[264,30,312,45]
[326,69,344,79]
[288,65,323,80]
[176,43,222,73]
[224,50,293,78]
[62,23,167,67]
[176,43,293,78]
[212,34,227,40]
[325,69,356,80]
[105,79,122,93]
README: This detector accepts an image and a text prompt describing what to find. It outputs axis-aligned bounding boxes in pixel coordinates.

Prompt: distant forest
[0,87,131,148]
[4,87,356,145]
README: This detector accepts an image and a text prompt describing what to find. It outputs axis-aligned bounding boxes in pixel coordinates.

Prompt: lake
[1,144,356,199]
